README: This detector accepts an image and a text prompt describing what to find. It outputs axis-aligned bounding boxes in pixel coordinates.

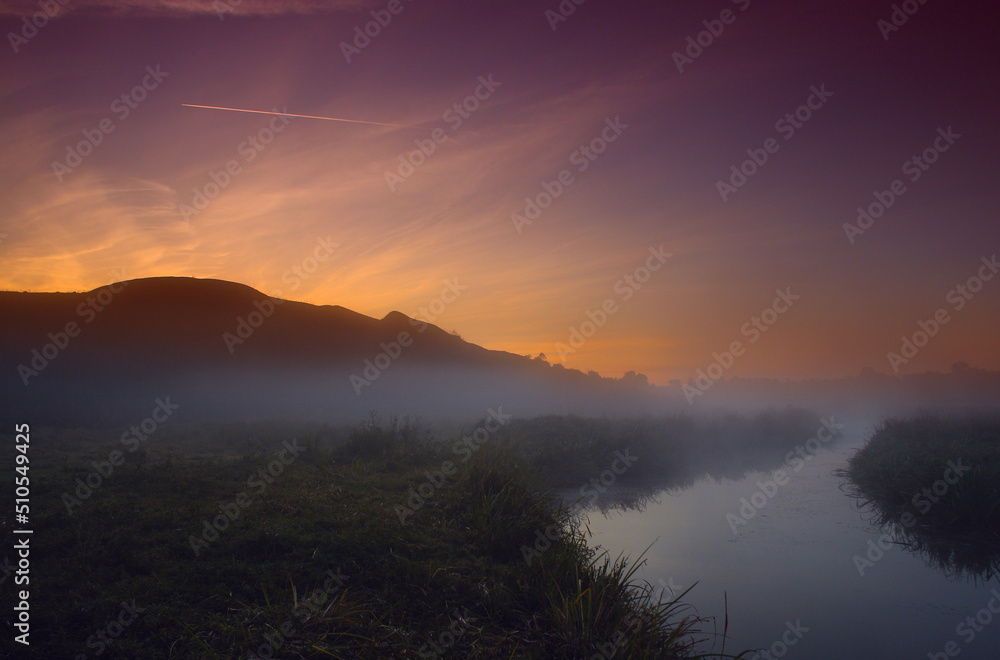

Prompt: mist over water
[570,411,1000,659]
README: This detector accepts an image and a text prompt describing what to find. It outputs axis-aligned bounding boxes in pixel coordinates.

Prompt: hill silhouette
[0,277,665,425]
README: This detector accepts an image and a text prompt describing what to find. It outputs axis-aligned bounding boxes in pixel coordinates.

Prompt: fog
[5,361,997,430]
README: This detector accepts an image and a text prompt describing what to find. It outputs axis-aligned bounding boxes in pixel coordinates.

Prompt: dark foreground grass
[841,414,1000,578]
[0,417,764,659]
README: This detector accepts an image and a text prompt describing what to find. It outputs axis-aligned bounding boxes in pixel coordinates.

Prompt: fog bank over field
[673,364,1000,420]
[0,278,663,425]
[1,277,997,426]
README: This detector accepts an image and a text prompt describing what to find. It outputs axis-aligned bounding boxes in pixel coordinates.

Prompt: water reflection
[565,444,806,516]
[839,475,1000,583]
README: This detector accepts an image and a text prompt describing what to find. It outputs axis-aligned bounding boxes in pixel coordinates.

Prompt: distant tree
[620,371,650,387]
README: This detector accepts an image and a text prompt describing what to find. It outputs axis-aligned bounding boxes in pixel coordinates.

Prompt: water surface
[576,422,1000,659]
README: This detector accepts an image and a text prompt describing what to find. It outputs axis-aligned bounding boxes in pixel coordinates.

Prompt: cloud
[0,0,373,18]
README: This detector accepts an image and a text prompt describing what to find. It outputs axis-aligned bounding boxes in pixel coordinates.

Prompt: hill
[0,277,665,425]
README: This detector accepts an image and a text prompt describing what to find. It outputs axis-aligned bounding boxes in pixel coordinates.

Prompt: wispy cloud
[0,0,373,18]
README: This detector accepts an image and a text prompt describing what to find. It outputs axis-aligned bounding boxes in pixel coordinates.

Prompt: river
[576,418,1000,659]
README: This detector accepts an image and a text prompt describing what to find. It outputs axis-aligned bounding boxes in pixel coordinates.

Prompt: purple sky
[2,0,998,384]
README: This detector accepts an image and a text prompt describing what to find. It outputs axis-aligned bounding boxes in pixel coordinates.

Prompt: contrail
[181,104,426,130]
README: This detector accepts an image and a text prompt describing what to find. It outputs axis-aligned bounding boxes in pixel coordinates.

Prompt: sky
[1,0,998,386]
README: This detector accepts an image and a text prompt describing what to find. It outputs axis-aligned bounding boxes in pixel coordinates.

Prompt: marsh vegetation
[0,410,821,658]
[840,415,1000,580]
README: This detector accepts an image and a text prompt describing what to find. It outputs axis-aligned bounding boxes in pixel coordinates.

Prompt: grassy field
[841,414,1000,579]
[0,411,820,658]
